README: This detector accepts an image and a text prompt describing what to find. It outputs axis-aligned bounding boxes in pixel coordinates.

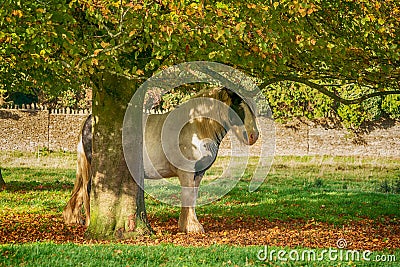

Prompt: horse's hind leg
[177,170,204,233]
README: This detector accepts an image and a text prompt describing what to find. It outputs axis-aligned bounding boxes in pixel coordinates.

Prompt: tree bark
[85,72,151,240]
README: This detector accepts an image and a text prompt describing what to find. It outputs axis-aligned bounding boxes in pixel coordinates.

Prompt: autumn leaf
[93,49,102,56]
[327,43,335,49]
[165,26,173,37]
[11,10,23,18]
[100,41,110,48]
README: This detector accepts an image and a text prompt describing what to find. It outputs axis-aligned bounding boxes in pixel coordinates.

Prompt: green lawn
[1,243,399,266]
[149,155,400,225]
[0,152,399,266]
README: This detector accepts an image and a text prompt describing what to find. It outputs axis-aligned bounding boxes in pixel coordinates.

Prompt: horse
[63,87,259,233]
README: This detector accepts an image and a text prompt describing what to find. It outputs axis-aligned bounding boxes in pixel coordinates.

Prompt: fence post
[47,108,51,152]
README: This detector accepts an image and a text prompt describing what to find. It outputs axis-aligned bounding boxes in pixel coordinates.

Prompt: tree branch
[75,38,133,69]
[106,71,146,81]
[261,75,400,105]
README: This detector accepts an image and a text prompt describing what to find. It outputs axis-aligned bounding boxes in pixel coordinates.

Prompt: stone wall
[219,117,400,157]
[0,107,88,152]
[1,107,399,157]
[0,109,49,152]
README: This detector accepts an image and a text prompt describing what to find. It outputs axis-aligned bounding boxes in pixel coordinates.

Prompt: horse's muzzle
[244,130,259,145]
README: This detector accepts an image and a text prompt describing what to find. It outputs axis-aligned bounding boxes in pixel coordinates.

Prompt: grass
[0,167,75,216]
[0,243,399,266]
[147,155,400,225]
[0,152,399,266]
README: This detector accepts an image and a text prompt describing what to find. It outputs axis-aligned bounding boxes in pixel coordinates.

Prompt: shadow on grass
[3,180,73,192]
[0,167,75,192]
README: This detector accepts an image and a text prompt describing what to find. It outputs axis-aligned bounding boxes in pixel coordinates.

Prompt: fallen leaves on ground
[1,213,399,251]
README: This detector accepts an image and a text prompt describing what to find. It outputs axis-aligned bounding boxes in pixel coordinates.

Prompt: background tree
[0,0,399,239]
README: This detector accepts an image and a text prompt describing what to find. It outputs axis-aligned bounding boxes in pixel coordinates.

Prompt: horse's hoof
[179,220,205,233]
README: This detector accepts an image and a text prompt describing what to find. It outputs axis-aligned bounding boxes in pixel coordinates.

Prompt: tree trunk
[85,72,151,240]
[0,169,5,190]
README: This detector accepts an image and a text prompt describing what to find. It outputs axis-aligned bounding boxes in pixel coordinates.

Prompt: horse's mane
[194,87,233,106]
[191,87,235,143]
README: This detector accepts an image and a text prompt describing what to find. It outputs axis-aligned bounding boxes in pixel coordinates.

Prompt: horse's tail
[63,134,91,226]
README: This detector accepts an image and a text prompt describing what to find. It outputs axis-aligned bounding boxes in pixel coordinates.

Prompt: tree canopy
[1,0,399,121]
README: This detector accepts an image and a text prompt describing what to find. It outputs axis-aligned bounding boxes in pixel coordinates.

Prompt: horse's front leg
[177,170,204,233]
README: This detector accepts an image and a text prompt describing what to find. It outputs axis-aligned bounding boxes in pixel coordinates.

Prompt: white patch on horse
[191,134,215,158]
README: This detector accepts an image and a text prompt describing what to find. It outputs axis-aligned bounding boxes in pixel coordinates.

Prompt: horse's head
[193,87,259,146]
[216,88,259,145]
[226,90,259,145]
